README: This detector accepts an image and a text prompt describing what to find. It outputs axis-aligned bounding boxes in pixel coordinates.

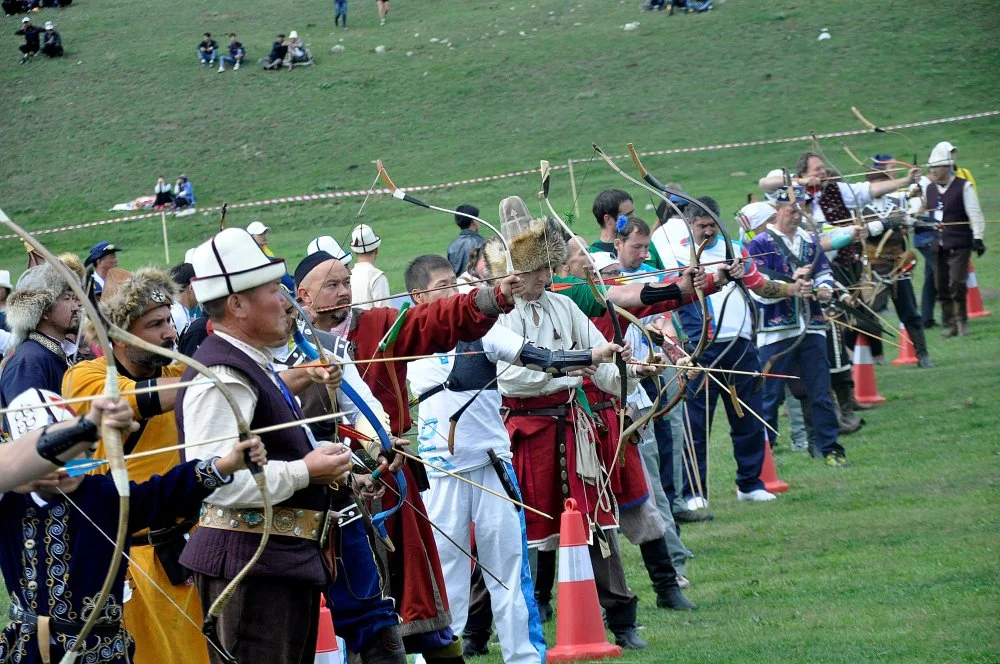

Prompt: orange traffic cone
[547,499,622,663]
[316,595,343,664]
[966,260,992,319]
[891,323,917,366]
[759,434,788,493]
[852,336,886,405]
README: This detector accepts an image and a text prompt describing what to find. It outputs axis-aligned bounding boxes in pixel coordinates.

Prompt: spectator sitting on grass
[218,32,245,72]
[3,1,26,17]
[173,174,195,209]
[41,21,62,58]
[153,176,174,209]
[197,32,218,66]
[259,34,289,70]
[15,16,42,64]
[285,30,313,67]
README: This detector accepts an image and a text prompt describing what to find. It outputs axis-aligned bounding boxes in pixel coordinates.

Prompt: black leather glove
[973,239,986,256]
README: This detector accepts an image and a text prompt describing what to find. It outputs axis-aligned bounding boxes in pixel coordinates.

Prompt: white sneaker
[737,489,777,502]
[686,497,709,511]
[200,59,207,66]
[234,62,240,70]
[218,65,225,73]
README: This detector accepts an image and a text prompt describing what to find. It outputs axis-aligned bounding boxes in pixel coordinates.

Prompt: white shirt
[810,182,873,224]
[919,175,985,240]
[619,262,667,410]
[407,325,523,475]
[495,291,632,398]
[653,233,753,342]
[180,331,310,508]
[350,262,390,310]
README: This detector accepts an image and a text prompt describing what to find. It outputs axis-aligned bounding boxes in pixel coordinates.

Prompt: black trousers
[868,279,925,358]
[196,573,321,664]
[918,245,937,326]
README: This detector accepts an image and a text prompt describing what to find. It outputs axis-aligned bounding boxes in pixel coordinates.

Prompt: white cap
[591,251,620,274]
[350,224,382,253]
[737,201,777,232]
[0,270,11,290]
[927,141,956,168]
[289,30,298,39]
[21,16,30,23]
[307,235,352,264]
[246,221,269,236]
[189,228,286,303]
[44,21,54,30]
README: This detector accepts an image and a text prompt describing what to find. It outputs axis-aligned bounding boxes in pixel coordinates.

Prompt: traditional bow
[538,162,661,515]
[591,144,711,418]
[625,144,754,415]
[285,293,406,546]
[0,209,131,664]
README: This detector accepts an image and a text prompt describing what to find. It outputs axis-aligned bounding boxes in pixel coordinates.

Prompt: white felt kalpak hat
[307,235,353,264]
[350,224,382,253]
[927,141,956,168]
[591,251,620,274]
[190,228,287,303]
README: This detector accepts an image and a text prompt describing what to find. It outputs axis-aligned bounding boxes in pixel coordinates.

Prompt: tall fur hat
[485,196,567,277]
[97,267,176,333]
[6,262,73,348]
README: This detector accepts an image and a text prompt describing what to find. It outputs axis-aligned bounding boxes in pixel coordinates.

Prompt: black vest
[926,176,971,250]
[176,334,328,584]
[417,339,496,403]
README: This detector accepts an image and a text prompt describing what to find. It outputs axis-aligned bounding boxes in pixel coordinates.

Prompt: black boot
[533,549,556,622]
[606,599,646,649]
[359,625,408,664]
[640,537,697,610]
[907,325,934,367]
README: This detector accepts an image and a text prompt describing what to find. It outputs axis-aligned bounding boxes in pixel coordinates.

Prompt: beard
[124,342,175,369]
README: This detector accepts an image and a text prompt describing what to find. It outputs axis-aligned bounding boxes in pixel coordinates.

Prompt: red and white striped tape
[4,109,996,241]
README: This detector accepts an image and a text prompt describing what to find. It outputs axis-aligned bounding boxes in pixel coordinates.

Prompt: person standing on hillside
[349,224,390,309]
[247,221,275,257]
[334,0,348,28]
[920,141,986,338]
[377,0,390,26]
[447,203,486,276]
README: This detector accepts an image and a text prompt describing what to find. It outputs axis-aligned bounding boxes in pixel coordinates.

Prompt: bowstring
[56,487,232,661]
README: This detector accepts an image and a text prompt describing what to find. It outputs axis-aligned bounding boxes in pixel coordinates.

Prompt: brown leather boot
[957,302,969,336]
[941,301,959,338]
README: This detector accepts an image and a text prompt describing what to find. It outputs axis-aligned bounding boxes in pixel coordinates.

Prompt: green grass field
[2,0,999,661]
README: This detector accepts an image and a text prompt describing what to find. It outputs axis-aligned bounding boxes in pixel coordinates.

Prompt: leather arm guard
[36,416,99,466]
[639,282,683,305]
[519,344,594,375]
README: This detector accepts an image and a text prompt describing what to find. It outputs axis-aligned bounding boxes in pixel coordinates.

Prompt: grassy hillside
[1,1,998,662]
[2,0,999,283]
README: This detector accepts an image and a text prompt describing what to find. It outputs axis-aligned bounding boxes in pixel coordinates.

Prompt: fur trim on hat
[96,267,177,334]
[8,263,71,348]
[7,289,56,348]
[485,217,567,277]
[58,253,85,280]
